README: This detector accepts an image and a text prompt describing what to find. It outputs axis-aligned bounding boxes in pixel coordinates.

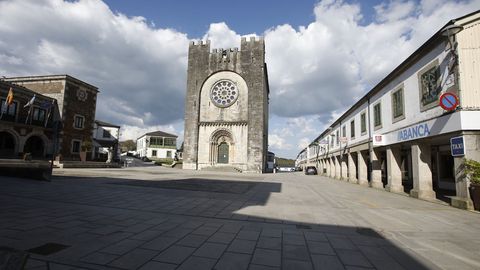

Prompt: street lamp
[441,23,463,51]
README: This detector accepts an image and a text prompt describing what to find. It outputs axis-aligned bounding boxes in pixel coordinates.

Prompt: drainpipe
[367,97,372,182]
[339,120,342,179]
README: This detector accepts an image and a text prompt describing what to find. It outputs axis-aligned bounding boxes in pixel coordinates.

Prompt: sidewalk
[0,168,479,269]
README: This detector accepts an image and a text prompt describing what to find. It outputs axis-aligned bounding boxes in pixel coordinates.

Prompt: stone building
[296,11,480,210]
[0,80,60,158]
[5,75,98,160]
[183,37,269,172]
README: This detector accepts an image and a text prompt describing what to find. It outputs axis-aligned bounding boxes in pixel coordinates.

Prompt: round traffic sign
[439,92,458,111]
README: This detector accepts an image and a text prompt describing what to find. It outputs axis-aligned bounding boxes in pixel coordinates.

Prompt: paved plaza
[1,167,480,270]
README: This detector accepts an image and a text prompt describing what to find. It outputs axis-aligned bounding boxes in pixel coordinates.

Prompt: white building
[136,131,177,160]
[296,11,480,210]
[92,120,120,162]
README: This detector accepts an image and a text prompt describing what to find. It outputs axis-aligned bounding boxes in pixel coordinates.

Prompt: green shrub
[153,158,174,166]
[464,159,480,184]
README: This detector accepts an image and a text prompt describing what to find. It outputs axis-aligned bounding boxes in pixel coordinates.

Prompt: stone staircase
[201,166,243,173]
[56,161,121,169]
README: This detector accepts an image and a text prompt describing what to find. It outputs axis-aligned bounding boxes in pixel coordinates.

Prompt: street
[1,167,479,270]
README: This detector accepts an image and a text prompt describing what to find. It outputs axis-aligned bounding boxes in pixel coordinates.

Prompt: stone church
[183,37,269,173]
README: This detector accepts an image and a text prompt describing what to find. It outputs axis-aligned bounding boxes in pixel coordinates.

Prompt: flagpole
[0,101,5,120]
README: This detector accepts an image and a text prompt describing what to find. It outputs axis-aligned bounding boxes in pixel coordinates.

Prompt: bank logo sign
[397,123,431,142]
[450,136,465,157]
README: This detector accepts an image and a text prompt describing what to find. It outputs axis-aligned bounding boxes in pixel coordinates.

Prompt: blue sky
[103,0,386,37]
[1,0,479,159]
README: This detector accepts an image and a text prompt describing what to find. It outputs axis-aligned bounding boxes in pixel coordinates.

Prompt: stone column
[335,156,341,180]
[325,159,330,176]
[341,155,348,180]
[320,159,325,175]
[327,157,335,178]
[370,148,384,189]
[348,153,357,183]
[385,147,404,193]
[331,157,336,178]
[451,134,479,209]
[410,143,436,200]
[357,151,368,186]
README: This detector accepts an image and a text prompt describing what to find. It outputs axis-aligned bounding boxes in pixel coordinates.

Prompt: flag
[44,99,56,127]
[24,94,36,124]
[40,99,54,109]
[0,88,13,120]
[24,94,36,108]
[6,87,13,105]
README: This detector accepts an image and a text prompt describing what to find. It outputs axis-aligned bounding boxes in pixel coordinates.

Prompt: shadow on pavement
[0,175,440,270]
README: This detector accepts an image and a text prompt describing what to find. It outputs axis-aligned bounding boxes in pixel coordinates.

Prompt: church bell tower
[183,37,269,173]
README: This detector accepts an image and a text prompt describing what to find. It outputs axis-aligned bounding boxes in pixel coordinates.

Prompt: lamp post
[440,22,464,108]
[441,23,463,74]
[441,23,463,51]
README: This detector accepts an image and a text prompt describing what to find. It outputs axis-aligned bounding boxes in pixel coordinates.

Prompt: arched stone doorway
[24,135,45,158]
[209,129,234,165]
[0,131,16,158]
[218,142,229,163]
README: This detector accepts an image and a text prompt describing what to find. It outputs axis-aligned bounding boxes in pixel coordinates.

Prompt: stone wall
[183,37,269,172]
[5,76,98,160]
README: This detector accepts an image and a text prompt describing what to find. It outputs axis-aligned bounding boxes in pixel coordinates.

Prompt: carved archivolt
[209,128,234,144]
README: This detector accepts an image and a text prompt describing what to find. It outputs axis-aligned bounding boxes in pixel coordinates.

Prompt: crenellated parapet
[240,36,265,50]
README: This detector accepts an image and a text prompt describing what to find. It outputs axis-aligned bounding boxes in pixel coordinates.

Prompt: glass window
[350,120,355,138]
[420,65,441,107]
[72,140,81,153]
[150,137,161,146]
[167,151,172,158]
[32,107,46,122]
[392,88,404,120]
[360,112,366,134]
[342,125,346,138]
[374,103,382,128]
[152,150,157,157]
[74,115,84,129]
[336,130,339,145]
[164,138,176,146]
[0,99,17,121]
[102,129,110,138]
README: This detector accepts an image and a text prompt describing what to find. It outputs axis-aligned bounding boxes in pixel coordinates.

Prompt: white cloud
[268,134,292,151]
[298,137,311,150]
[202,22,257,50]
[0,0,189,132]
[266,0,480,122]
[0,0,478,159]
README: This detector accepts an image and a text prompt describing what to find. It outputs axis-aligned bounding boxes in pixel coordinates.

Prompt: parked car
[305,166,317,175]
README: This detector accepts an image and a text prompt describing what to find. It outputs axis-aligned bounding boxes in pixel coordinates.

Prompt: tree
[120,140,136,152]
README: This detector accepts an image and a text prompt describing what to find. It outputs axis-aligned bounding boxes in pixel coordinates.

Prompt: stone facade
[183,37,269,172]
[5,75,98,160]
[0,80,60,158]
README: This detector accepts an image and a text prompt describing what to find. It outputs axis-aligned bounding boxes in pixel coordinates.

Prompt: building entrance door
[218,142,229,164]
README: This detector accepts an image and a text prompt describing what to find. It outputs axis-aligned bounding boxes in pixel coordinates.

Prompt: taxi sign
[450,136,465,157]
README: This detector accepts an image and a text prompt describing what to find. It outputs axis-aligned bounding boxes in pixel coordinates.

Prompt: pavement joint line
[0,193,307,227]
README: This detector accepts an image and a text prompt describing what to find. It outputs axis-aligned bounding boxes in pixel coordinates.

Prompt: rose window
[210,80,238,108]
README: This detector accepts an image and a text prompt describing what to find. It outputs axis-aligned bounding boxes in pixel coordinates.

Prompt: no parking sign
[439,92,459,111]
